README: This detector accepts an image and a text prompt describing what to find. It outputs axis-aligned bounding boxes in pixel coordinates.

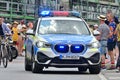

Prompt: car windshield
[38,19,90,35]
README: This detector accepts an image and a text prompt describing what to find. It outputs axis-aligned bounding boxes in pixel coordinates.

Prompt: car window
[38,19,90,35]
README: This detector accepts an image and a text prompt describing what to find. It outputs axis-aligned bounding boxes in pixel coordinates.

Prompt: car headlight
[92,42,100,48]
[36,41,51,48]
[36,41,44,47]
[88,41,100,48]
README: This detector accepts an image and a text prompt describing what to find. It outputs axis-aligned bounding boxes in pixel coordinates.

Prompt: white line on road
[98,73,108,80]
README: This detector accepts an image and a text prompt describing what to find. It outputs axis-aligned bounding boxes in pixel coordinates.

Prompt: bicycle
[0,35,8,68]
[5,35,18,62]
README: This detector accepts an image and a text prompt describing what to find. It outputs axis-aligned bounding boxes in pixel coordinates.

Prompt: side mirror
[26,29,35,36]
[93,30,100,36]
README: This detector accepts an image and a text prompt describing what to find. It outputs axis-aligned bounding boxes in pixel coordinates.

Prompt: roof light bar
[38,11,81,18]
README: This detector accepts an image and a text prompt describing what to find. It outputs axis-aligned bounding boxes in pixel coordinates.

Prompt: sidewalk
[101,59,120,80]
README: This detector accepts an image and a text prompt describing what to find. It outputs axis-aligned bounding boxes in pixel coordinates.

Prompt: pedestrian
[97,15,110,69]
[27,21,33,30]
[6,23,12,30]
[106,11,117,69]
[11,21,19,48]
[115,22,120,72]
[17,20,27,56]
[93,24,98,31]
[89,24,94,33]
[105,10,119,61]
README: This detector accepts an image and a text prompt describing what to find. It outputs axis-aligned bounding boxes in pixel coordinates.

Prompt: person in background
[17,20,27,56]
[27,21,33,30]
[105,10,119,62]
[115,22,120,72]
[23,21,33,51]
[11,21,19,48]
[93,24,98,31]
[6,23,12,30]
[97,15,110,69]
[106,11,117,69]
[89,24,94,33]
[93,24,100,39]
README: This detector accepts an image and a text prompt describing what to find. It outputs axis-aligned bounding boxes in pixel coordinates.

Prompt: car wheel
[78,67,87,72]
[25,54,32,71]
[32,61,43,73]
[89,63,101,74]
[31,53,43,73]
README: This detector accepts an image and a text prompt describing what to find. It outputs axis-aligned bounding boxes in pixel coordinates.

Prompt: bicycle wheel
[1,45,8,68]
[2,57,8,68]
[7,47,13,62]
[11,46,18,59]
[0,51,2,66]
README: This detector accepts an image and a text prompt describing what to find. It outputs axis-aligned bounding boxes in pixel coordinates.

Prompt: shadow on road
[39,70,90,75]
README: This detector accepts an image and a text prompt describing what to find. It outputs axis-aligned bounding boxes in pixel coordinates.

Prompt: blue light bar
[38,10,81,18]
[39,11,51,17]
[70,11,81,17]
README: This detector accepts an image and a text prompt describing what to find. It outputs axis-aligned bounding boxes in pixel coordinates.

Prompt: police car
[25,11,101,74]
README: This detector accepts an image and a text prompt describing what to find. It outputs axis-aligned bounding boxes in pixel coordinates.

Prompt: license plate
[60,55,80,60]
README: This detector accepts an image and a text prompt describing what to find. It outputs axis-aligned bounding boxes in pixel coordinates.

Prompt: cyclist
[0,17,11,66]
[0,17,11,37]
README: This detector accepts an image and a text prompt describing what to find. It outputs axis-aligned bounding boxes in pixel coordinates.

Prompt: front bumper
[36,51,101,68]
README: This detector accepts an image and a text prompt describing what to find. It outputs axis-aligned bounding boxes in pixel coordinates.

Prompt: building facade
[0,0,37,22]
[69,0,120,24]
[0,0,120,23]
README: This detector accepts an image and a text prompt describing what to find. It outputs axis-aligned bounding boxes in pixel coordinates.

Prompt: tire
[32,61,43,73]
[0,52,2,66]
[2,57,8,68]
[11,46,18,59]
[31,46,43,73]
[8,48,13,62]
[1,45,8,68]
[0,54,2,65]
[31,54,43,73]
[25,53,32,71]
[78,67,87,72]
[89,63,101,74]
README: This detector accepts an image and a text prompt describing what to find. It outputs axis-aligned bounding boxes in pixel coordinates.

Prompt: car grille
[54,44,85,53]
[51,57,88,64]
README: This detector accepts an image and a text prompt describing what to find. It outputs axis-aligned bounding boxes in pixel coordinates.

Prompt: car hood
[38,34,94,44]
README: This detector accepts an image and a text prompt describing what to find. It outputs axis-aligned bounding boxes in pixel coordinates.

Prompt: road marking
[98,73,108,80]
[109,77,120,80]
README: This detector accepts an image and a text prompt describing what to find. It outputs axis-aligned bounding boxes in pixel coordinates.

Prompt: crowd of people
[90,10,120,72]
[0,17,33,57]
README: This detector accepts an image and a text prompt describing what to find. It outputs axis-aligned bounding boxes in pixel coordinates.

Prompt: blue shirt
[108,21,116,42]
[0,24,4,35]
[1,23,11,35]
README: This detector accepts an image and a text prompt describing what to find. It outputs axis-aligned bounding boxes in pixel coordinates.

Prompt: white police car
[25,11,101,74]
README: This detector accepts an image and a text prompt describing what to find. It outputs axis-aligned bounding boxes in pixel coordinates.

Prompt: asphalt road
[0,57,119,80]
